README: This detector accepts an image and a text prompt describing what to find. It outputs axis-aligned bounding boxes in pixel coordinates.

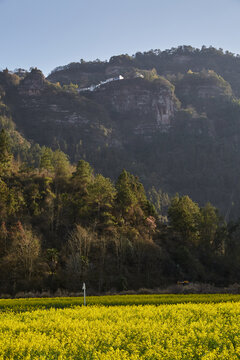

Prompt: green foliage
[0,148,237,292]
[116,170,148,212]
[199,202,223,250]
[2,47,240,291]
[0,129,12,175]
[52,149,71,179]
[88,174,116,230]
[168,195,201,244]
[116,170,138,212]
[72,160,94,192]
[62,82,78,93]
[40,147,54,172]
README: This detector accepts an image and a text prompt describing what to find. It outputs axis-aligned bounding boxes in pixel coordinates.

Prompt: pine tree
[88,174,116,230]
[72,160,94,194]
[168,195,201,244]
[0,129,12,176]
[40,146,54,172]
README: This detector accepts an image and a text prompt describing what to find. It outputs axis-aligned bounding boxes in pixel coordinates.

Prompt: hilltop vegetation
[48,45,240,95]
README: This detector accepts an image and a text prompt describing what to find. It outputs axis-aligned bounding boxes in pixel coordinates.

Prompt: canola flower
[1,293,240,311]
[0,301,240,359]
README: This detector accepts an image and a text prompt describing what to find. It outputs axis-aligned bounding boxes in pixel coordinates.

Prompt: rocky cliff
[88,77,178,136]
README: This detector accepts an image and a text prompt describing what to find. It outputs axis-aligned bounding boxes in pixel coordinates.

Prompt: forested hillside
[0,127,239,294]
[2,46,240,292]
[2,46,240,218]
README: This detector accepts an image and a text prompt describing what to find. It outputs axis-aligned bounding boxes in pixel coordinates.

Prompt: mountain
[2,46,240,218]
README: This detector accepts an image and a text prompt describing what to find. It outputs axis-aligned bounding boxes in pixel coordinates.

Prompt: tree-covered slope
[0,129,238,293]
[3,46,240,219]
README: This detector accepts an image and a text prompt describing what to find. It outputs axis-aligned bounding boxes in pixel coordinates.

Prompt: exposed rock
[18,68,46,96]
[90,78,177,135]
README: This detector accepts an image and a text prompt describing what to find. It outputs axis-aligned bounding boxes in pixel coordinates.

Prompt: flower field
[1,296,240,359]
[1,293,240,311]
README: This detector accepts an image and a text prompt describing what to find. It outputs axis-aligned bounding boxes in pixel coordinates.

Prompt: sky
[0,0,240,75]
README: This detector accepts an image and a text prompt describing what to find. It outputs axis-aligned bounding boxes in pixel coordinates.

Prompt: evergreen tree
[0,129,12,176]
[40,147,54,172]
[116,170,138,215]
[168,195,201,244]
[52,149,71,179]
[72,160,94,194]
[88,174,116,230]
[116,170,150,224]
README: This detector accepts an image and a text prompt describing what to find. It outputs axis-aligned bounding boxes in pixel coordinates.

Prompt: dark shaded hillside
[2,47,240,218]
[3,57,240,292]
[2,69,114,165]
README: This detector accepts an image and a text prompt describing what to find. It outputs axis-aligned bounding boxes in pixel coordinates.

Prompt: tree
[0,129,12,176]
[65,225,95,289]
[52,149,71,179]
[116,170,146,214]
[72,160,94,193]
[199,202,220,249]
[148,187,170,220]
[67,160,95,223]
[116,170,138,215]
[0,179,24,219]
[0,222,8,257]
[40,146,54,172]
[45,248,59,275]
[0,179,8,219]
[7,222,41,281]
[116,170,153,227]
[88,174,116,231]
[168,195,201,244]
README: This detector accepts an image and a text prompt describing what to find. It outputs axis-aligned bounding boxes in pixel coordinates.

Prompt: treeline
[49,45,240,96]
[0,128,240,294]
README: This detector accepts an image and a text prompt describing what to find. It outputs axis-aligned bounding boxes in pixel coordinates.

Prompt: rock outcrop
[89,78,178,136]
[18,69,46,96]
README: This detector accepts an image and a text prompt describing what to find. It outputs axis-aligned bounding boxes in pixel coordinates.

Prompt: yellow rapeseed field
[1,301,240,359]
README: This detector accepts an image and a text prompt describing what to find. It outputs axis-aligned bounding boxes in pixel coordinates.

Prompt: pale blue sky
[0,0,239,75]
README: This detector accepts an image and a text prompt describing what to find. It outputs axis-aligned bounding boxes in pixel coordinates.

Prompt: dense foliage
[0,129,240,294]
[3,47,240,292]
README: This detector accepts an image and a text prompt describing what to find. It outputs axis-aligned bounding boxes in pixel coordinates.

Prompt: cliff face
[4,70,112,166]
[89,78,177,136]
[18,69,46,96]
